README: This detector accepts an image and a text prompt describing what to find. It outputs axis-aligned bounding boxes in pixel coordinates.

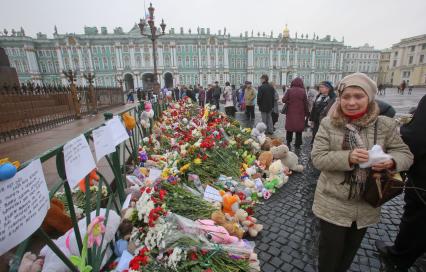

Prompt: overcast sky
[1,0,425,49]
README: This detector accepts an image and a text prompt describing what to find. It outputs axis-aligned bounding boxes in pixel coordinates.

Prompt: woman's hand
[372,160,395,171]
[349,148,369,164]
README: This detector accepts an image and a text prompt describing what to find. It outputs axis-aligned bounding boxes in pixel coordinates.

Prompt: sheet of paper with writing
[0,159,50,255]
[92,125,116,162]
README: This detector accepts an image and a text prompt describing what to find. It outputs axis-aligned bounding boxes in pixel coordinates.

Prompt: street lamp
[138,3,166,84]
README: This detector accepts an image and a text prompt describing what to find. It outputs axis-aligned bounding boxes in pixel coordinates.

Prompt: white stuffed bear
[140,102,155,129]
[251,122,267,145]
[39,209,121,272]
[271,144,304,172]
[267,160,289,188]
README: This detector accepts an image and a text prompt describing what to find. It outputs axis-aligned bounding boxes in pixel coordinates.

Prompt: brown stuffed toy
[271,138,283,147]
[211,210,245,239]
[41,198,73,235]
[18,252,43,272]
[257,151,273,170]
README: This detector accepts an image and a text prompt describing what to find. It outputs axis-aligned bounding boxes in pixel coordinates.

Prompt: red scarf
[344,109,367,121]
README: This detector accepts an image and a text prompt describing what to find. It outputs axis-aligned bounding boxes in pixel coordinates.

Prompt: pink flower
[87,216,106,248]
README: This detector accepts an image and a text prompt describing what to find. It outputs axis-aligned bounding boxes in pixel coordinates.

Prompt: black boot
[375,240,408,272]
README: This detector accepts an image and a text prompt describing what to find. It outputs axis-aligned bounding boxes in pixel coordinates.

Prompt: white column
[278,48,281,68]
[67,48,74,70]
[77,46,84,70]
[282,72,287,85]
[172,44,177,68]
[130,45,136,68]
[311,49,316,69]
[224,45,229,68]
[158,45,164,68]
[339,51,344,71]
[294,48,298,67]
[215,46,219,69]
[56,46,65,71]
[207,46,211,68]
[286,50,290,68]
[311,73,315,86]
[248,47,254,68]
[87,47,94,71]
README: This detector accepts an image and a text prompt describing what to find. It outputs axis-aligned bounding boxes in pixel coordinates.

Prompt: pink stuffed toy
[196,219,239,244]
[141,102,155,129]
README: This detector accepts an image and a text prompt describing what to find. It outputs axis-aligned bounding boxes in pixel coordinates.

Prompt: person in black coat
[257,74,275,134]
[376,99,396,118]
[375,94,426,271]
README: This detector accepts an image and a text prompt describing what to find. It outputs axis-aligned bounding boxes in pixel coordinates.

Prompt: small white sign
[148,168,162,181]
[122,194,132,210]
[126,175,143,186]
[106,116,129,146]
[0,159,50,255]
[203,185,223,203]
[64,134,96,188]
[92,125,116,162]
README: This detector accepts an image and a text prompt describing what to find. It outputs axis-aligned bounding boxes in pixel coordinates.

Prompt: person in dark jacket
[375,94,426,271]
[283,77,309,148]
[198,86,206,107]
[212,81,222,110]
[376,99,396,118]
[206,84,213,105]
[310,81,336,143]
[257,74,275,134]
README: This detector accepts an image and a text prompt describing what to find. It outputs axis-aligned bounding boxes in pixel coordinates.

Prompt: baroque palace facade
[0,25,380,90]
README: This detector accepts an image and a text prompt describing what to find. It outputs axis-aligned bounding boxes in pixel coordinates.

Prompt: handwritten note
[203,185,223,203]
[122,194,132,211]
[0,159,50,255]
[92,126,116,162]
[106,116,129,146]
[126,175,143,186]
[64,134,96,188]
[148,168,162,181]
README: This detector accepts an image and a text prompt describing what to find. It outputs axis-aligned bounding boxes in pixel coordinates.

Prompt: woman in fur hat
[311,73,413,272]
[310,81,336,143]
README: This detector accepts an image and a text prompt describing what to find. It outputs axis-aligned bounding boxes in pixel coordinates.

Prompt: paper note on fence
[106,116,129,146]
[122,194,132,210]
[126,175,143,186]
[64,134,96,188]
[148,168,162,181]
[203,185,223,203]
[92,125,116,162]
[0,159,50,255]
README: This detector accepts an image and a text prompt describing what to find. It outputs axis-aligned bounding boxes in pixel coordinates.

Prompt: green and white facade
[0,25,379,89]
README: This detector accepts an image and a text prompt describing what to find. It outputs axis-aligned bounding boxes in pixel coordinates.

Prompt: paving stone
[270,256,284,268]
[268,246,281,257]
[262,263,276,272]
[280,263,294,271]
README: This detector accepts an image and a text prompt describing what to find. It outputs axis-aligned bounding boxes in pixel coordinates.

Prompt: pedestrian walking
[271,87,279,130]
[311,72,413,272]
[257,74,275,135]
[198,86,206,107]
[244,81,256,121]
[282,77,309,148]
[408,85,413,95]
[212,81,222,110]
[238,85,245,111]
[206,84,213,105]
[306,85,319,129]
[310,81,336,143]
[375,94,426,272]
[223,82,236,117]
[400,80,406,95]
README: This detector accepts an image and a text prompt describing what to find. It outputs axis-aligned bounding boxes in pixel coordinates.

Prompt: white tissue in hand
[359,144,392,168]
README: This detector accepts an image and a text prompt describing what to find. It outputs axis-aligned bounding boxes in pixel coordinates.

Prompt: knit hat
[245,81,252,85]
[337,73,377,102]
[319,81,334,91]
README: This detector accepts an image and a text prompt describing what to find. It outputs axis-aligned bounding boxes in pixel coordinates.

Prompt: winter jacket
[198,89,206,103]
[376,99,396,118]
[272,89,279,114]
[257,82,275,112]
[223,86,234,108]
[310,94,336,124]
[213,86,222,98]
[311,105,413,228]
[244,86,256,106]
[282,78,309,132]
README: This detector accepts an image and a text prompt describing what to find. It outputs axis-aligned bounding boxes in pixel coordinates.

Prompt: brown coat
[311,104,413,228]
[282,78,308,132]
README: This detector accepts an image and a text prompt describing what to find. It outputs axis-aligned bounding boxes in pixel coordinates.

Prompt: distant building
[342,44,381,82]
[388,34,426,87]
[0,25,379,89]
[378,49,391,85]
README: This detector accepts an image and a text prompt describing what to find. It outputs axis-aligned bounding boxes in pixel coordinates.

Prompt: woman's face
[319,85,330,95]
[340,86,369,116]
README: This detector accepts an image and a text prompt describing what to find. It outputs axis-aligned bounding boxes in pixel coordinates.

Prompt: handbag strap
[373,119,378,145]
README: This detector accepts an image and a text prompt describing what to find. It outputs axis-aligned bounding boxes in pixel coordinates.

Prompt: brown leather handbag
[363,120,406,208]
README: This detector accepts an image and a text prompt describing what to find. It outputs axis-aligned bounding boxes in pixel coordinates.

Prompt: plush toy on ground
[42,198,73,235]
[140,102,155,129]
[257,151,273,171]
[18,252,44,272]
[40,209,120,272]
[251,122,267,145]
[264,160,289,192]
[235,209,263,237]
[78,169,99,192]
[271,144,304,172]
[211,210,245,239]
[220,191,241,217]
[122,112,136,131]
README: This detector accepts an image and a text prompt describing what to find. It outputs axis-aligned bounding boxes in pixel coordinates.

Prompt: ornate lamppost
[83,72,97,114]
[138,3,166,84]
[63,69,81,119]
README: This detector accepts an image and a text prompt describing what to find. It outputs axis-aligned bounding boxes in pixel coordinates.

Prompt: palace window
[177,56,182,66]
[409,56,413,64]
[185,56,189,67]
[193,56,198,67]
[420,55,424,63]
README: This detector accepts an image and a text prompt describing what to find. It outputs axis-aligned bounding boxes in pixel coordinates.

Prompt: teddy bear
[251,122,267,145]
[220,191,240,217]
[211,210,245,239]
[196,219,240,244]
[39,209,121,272]
[18,252,44,272]
[271,144,304,172]
[140,102,155,129]
[257,151,273,171]
[235,209,263,237]
[264,160,289,192]
[122,112,136,131]
[41,198,73,235]
[271,138,284,147]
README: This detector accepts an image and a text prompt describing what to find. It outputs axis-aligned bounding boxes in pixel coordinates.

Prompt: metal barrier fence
[0,84,124,142]
[7,99,166,272]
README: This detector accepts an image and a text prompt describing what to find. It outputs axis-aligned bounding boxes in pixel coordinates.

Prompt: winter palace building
[0,25,380,90]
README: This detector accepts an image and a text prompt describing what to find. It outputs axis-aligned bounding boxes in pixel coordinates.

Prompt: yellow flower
[193,158,202,165]
[161,168,171,179]
[179,163,191,174]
